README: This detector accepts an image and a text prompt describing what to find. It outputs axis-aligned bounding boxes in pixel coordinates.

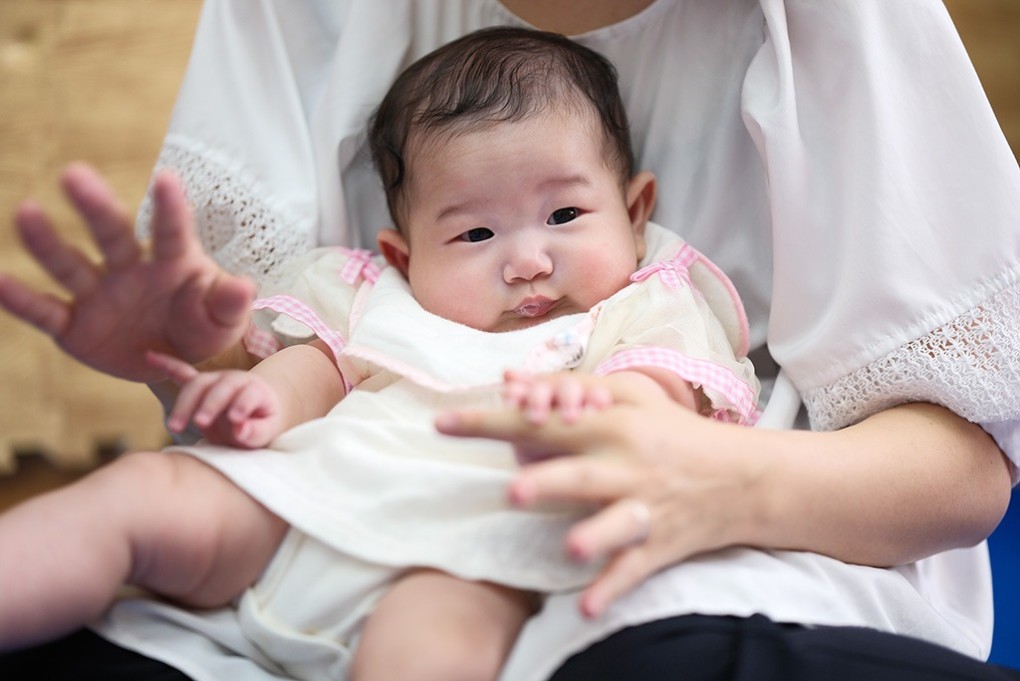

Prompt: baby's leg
[350,568,535,681]
[0,450,286,651]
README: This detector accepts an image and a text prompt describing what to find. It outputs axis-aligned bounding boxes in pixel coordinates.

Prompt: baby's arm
[149,338,345,448]
[503,367,700,426]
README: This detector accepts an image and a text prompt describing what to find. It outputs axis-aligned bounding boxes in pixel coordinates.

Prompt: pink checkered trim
[337,248,382,286]
[249,294,348,362]
[243,323,283,360]
[595,347,760,425]
[630,243,697,289]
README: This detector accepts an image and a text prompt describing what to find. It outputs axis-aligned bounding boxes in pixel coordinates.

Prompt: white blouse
[114,1,1020,679]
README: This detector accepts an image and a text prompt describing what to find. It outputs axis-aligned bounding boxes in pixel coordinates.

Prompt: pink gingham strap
[595,347,760,425]
[250,294,348,363]
[337,247,382,286]
[630,243,698,289]
[243,322,283,360]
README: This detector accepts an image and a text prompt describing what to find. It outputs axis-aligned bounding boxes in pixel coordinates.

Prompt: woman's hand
[438,390,768,618]
[0,163,255,383]
[437,396,1013,619]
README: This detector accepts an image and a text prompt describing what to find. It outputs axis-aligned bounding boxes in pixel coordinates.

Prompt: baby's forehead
[406,104,608,170]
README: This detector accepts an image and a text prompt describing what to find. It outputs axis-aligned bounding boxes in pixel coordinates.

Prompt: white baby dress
[152,223,759,679]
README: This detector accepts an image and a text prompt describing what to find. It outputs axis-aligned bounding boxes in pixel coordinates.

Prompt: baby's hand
[146,351,284,448]
[502,370,614,426]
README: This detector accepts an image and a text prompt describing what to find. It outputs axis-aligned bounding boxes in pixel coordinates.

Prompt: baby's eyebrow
[435,199,480,223]
[434,173,594,222]
[537,173,593,192]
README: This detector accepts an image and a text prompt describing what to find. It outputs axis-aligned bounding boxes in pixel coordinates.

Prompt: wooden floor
[0,1,1018,509]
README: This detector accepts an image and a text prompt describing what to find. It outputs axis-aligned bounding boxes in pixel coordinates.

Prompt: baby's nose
[503,244,553,283]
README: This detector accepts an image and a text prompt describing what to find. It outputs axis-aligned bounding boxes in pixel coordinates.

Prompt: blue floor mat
[989,489,1019,668]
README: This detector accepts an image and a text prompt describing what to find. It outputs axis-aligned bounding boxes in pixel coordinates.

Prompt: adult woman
[1,0,1018,679]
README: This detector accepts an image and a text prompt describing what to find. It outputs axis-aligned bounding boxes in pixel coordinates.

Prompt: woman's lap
[550,614,1020,681]
[3,616,1019,681]
[0,629,191,681]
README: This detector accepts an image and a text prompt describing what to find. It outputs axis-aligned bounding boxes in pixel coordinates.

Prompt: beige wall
[0,1,1017,472]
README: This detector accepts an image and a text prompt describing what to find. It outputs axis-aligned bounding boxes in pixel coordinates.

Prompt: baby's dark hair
[369,27,635,229]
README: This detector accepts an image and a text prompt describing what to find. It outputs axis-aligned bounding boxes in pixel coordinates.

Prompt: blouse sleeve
[743,0,1020,471]
[135,0,413,281]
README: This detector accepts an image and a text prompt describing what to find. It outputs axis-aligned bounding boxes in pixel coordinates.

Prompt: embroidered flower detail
[523,307,601,373]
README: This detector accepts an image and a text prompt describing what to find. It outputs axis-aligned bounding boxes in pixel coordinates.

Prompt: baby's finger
[501,372,532,409]
[228,382,270,424]
[553,378,585,423]
[167,374,219,432]
[145,350,200,385]
[15,202,100,297]
[192,374,250,428]
[524,379,555,424]
[0,273,69,338]
[232,418,275,450]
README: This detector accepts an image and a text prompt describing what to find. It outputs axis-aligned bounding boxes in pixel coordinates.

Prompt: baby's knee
[353,633,506,681]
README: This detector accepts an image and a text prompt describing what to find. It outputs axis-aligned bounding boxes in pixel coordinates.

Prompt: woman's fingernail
[435,413,459,431]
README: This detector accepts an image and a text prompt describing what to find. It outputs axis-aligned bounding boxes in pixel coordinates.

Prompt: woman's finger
[0,274,70,338]
[204,273,257,329]
[579,544,656,619]
[61,163,141,272]
[508,455,637,506]
[149,170,197,262]
[436,406,608,450]
[565,498,653,562]
[15,201,100,297]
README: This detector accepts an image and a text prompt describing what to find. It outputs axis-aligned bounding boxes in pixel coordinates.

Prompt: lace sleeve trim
[136,136,315,282]
[803,280,1020,431]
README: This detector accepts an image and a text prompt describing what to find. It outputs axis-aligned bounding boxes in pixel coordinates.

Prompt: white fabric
[118,0,1020,678]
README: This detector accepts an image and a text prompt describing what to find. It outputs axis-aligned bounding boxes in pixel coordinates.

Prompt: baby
[0,27,758,681]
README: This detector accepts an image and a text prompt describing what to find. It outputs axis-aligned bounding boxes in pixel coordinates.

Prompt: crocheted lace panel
[803,281,1020,431]
[136,139,314,282]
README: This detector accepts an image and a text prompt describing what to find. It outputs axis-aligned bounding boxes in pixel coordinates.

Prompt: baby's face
[395,109,646,332]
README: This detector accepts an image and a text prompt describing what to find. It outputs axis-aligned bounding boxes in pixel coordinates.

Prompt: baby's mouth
[513,297,557,319]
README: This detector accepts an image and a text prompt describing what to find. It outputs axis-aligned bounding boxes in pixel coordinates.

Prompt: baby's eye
[458,227,494,243]
[547,207,579,225]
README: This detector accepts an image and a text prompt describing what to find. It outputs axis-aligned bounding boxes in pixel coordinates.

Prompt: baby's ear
[626,171,657,259]
[377,228,410,276]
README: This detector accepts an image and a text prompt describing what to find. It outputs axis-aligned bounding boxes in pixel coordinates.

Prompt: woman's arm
[752,403,1010,566]
[437,396,1012,616]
